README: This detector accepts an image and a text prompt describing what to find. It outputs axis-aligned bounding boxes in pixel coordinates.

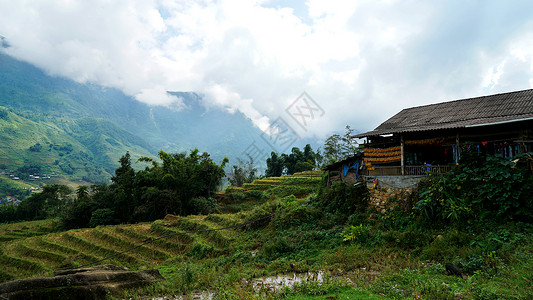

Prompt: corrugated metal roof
[354,89,533,138]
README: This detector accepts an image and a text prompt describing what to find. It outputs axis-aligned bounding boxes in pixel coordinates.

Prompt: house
[353,89,533,188]
[323,155,362,187]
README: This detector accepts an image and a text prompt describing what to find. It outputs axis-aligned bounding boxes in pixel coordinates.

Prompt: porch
[364,165,452,176]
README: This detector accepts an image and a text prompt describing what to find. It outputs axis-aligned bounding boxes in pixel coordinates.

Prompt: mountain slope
[0,51,319,187]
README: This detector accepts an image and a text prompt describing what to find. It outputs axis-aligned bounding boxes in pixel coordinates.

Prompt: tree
[341,125,360,158]
[322,126,360,164]
[266,152,283,177]
[110,152,136,222]
[16,184,72,220]
[134,149,228,220]
[323,134,343,163]
[227,156,256,187]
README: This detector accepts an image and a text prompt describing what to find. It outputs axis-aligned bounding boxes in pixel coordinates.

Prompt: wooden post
[401,134,405,176]
[455,133,460,164]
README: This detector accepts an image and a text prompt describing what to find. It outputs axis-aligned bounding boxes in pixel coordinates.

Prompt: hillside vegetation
[0,107,154,184]
[1,154,533,299]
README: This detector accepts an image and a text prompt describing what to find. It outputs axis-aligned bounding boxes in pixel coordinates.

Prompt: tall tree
[111,152,136,222]
[323,134,343,163]
[341,125,360,158]
[265,152,283,177]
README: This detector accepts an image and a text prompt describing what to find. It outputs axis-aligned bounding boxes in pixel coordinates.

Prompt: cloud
[1,0,533,139]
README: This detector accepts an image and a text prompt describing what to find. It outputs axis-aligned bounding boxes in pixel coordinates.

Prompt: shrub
[187,242,214,259]
[416,153,533,225]
[340,224,371,245]
[189,197,218,215]
[315,182,369,222]
[272,201,323,230]
[247,190,264,200]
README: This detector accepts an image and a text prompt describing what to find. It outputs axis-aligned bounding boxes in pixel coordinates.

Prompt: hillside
[0,106,154,184]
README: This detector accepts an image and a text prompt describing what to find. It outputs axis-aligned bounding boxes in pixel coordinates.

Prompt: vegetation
[321,125,360,165]
[227,156,257,187]
[265,144,319,176]
[416,152,533,224]
[1,145,533,299]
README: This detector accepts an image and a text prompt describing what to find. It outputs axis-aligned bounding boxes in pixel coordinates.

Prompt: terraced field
[0,171,324,284]
[0,213,248,283]
[222,170,323,198]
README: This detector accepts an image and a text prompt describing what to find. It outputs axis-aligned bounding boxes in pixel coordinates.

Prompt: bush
[416,153,533,225]
[315,182,368,222]
[340,224,371,245]
[187,242,214,259]
[189,197,218,215]
[246,190,264,200]
[272,201,323,230]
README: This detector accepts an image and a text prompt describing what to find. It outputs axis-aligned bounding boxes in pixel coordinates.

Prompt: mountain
[0,51,320,187]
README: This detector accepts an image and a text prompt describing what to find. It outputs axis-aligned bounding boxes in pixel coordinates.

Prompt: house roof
[323,155,361,171]
[354,89,533,138]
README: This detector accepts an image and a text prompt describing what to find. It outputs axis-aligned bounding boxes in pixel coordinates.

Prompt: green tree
[110,152,136,222]
[16,184,72,220]
[341,125,359,158]
[134,149,228,220]
[323,134,343,163]
[266,152,283,177]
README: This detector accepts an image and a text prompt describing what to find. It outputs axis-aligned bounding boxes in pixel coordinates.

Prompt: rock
[0,264,164,300]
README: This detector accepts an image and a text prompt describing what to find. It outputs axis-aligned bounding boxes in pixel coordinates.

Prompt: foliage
[28,143,42,152]
[416,153,533,225]
[88,208,115,227]
[15,184,73,221]
[265,152,283,177]
[0,107,8,120]
[323,134,343,163]
[322,125,360,165]
[266,144,318,176]
[340,224,371,245]
[189,197,219,215]
[60,150,228,228]
[315,182,369,222]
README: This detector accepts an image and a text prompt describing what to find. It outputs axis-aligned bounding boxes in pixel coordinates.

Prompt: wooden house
[354,89,533,183]
[323,155,362,187]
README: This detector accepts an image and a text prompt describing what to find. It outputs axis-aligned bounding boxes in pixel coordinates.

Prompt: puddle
[249,271,324,293]
[148,269,379,299]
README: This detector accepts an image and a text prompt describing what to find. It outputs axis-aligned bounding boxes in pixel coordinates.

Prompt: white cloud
[1,0,533,140]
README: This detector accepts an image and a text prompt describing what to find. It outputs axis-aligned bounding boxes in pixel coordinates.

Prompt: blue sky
[1,0,533,138]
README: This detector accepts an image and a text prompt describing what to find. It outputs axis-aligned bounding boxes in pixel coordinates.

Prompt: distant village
[0,170,60,205]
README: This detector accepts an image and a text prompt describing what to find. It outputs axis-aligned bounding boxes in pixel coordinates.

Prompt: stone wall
[365,175,424,213]
[368,187,414,213]
[364,175,424,189]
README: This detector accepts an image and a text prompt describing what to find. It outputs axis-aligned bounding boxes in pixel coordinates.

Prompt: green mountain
[0,52,278,187]
[0,50,320,195]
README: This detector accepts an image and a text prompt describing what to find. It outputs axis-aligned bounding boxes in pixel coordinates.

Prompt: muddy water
[150,269,379,299]
[250,271,324,293]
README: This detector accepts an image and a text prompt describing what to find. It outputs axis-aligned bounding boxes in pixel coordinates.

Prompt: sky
[1,0,533,139]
